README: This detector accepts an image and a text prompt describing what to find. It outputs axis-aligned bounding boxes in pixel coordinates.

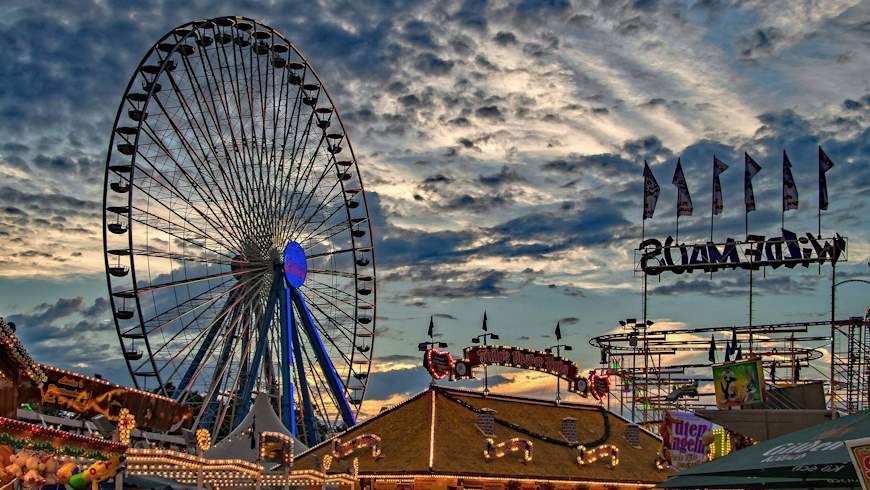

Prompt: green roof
[659,409,870,487]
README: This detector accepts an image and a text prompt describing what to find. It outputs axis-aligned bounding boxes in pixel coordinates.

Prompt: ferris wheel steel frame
[101,16,376,443]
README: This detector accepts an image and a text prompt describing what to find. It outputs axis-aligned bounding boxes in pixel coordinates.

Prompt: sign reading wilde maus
[453,345,590,396]
[638,229,846,275]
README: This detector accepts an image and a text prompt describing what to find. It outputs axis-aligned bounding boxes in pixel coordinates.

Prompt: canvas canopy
[659,409,870,488]
[204,393,306,462]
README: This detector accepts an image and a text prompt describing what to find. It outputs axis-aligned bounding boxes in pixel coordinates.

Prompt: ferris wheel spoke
[289,288,355,425]
[284,136,329,234]
[127,137,248,252]
[297,333,337,427]
[263,43,288,230]
[141,270,268,335]
[124,246,241,266]
[299,219,354,250]
[174,282,265,402]
[269,75,305,237]
[293,205,346,246]
[211,33,266,251]
[151,64,260,245]
[287,157,341,239]
[289,178,345,240]
[297,291,355,360]
[129,206,237,260]
[192,307,245,425]
[194,42,262,231]
[275,120,321,240]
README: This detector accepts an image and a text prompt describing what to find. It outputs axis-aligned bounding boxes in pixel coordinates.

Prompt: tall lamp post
[545,343,573,403]
[472,312,499,396]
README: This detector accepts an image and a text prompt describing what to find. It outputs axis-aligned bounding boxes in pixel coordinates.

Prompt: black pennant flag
[783,150,799,212]
[708,335,717,363]
[713,156,729,215]
[555,321,562,341]
[643,161,661,219]
[672,158,693,217]
[735,344,743,361]
[745,153,762,213]
[819,146,834,211]
[482,311,488,332]
[724,342,732,363]
[427,316,434,338]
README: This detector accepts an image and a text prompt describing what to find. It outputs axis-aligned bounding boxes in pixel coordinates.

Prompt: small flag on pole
[708,335,717,363]
[713,156,729,215]
[482,311,488,332]
[724,342,732,363]
[555,321,562,341]
[643,161,661,219]
[730,328,738,352]
[672,158,693,217]
[783,150,799,212]
[735,344,743,361]
[819,146,834,211]
[745,153,762,213]
[427,316,434,338]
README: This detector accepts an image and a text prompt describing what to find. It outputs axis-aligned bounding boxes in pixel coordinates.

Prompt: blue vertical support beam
[289,291,318,445]
[202,314,238,429]
[278,279,297,435]
[235,273,281,426]
[289,287,356,427]
[174,303,229,400]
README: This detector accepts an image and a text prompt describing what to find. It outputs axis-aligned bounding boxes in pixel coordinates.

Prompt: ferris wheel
[102,16,376,444]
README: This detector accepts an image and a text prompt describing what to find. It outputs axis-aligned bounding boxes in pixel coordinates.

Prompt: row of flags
[643,146,836,222]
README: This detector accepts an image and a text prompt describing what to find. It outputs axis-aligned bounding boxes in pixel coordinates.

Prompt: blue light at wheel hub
[282,242,307,288]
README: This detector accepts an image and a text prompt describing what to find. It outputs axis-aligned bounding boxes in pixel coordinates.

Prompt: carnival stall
[292,386,670,490]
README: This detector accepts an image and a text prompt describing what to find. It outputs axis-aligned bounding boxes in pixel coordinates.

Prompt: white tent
[204,393,307,462]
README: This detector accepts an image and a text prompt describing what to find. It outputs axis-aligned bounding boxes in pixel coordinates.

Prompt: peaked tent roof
[293,386,670,485]
[660,409,870,488]
[205,393,307,461]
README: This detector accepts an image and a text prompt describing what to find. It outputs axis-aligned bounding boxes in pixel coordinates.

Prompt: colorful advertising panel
[658,411,714,469]
[712,357,765,409]
[846,437,870,490]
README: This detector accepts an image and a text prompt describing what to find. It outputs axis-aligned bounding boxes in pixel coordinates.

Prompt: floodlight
[472,337,480,344]
[490,334,500,340]
[563,345,573,351]
[438,342,448,348]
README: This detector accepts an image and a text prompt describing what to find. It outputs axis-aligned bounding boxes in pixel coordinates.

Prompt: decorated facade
[292,386,670,490]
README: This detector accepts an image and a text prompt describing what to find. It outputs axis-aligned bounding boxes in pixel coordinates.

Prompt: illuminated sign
[638,229,846,275]
[18,365,191,432]
[423,349,455,380]
[451,345,590,395]
[282,241,307,288]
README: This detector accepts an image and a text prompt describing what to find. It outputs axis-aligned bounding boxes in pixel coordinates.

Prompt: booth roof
[204,393,307,461]
[294,386,670,485]
[660,409,870,488]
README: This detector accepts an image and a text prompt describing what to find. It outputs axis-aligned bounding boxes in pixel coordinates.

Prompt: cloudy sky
[1,0,869,415]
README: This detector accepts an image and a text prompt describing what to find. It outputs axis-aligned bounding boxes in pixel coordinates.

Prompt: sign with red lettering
[659,411,713,470]
[452,345,589,395]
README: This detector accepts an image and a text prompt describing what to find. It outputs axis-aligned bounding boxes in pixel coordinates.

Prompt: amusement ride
[101,16,377,445]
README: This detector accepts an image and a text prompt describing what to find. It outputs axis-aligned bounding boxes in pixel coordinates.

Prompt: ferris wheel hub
[282,241,307,288]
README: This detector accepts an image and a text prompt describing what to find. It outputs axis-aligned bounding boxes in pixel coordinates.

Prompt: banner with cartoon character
[712,357,765,409]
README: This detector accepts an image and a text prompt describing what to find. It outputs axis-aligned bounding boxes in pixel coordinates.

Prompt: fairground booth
[0,317,354,490]
[291,342,671,490]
